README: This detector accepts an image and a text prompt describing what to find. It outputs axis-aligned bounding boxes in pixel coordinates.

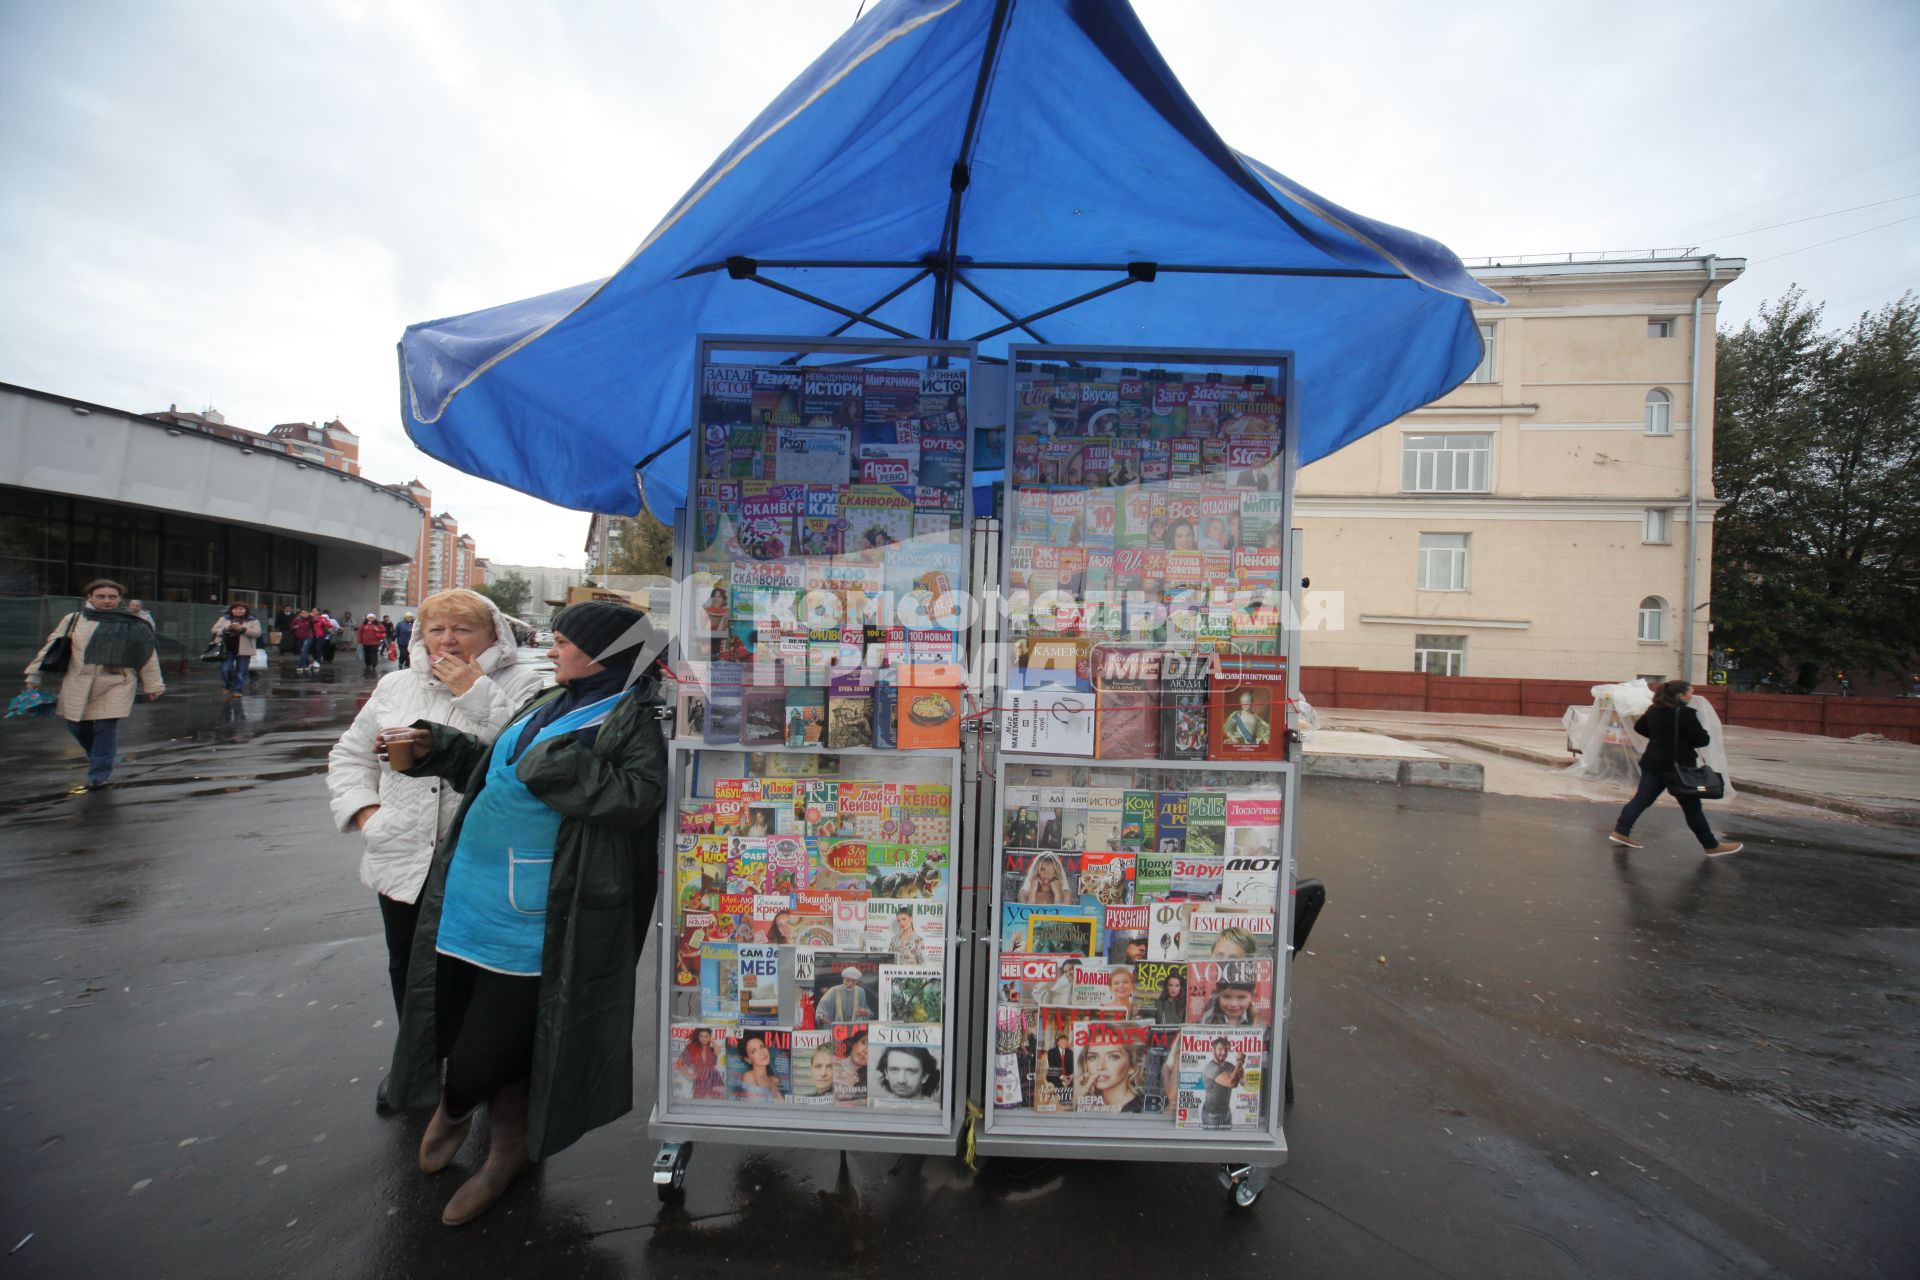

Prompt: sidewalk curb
[1302,752,1485,792]
[1368,729,1920,829]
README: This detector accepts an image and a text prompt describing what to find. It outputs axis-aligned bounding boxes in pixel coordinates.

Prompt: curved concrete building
[1,382,425,650]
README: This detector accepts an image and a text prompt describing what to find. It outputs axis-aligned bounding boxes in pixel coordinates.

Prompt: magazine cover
[1182,908,1277,961]
[775,425,853,485]
[1071,1019,1153,1114]
[1083,787,1125,851]
[1185,957,1276,1027]
[829,1021,870,1105]
[1093,646,1157,759]
[751,367,803,429]
[998,951,1065,1008]
[1027,913,1099,956]
[840,484,915,553]
[669,1024,727,1102]
[1170,854,1225,899]
[1135,960,1188,1020]
[1207,652,1288,761]
[805,950,884,1029]
[1154,792,1188,853]
[1120,790,1156,851]
[1033,1006,1077,1114]
[724,1027,793,1103]
[699,941,741,1025]
[792,1028,837,1104]
[802,367,864,428]
[1079,850,1134,910]
[878,962,944,1023]
[740,685,786,746]
[1103,902,1149,964]
[862,367,922,427]
[1002,850,1081,906]
[1145,899,1192,962]
[864,899,946,963]
[785,687,826,746]
[737,943,796,1025]
[869,1023,943,1110]
[1221,835,1283,909]
[1141,1024,1180,1114]
[1174,1028,1265,1129]
[1185,790,1227,857]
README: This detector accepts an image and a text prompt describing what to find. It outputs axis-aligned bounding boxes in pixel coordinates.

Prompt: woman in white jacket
[327,589,545,1043]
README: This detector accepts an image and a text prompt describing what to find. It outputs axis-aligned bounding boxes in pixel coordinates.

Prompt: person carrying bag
[1607,680,1742,857]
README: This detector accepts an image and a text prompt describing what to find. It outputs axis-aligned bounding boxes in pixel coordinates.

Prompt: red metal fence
[1300,667,1920,744]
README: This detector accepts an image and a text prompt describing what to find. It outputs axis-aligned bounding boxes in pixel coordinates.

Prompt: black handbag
[1666,705,1726,800]
[38,612,80,673]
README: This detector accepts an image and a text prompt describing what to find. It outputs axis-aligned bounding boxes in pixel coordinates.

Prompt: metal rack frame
[974,343,1301,1166]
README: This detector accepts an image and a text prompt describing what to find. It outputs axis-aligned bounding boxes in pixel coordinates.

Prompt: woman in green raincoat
[378,601,667,1227]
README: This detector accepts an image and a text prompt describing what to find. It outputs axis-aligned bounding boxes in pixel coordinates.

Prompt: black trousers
[439,959,541,1112]
[1616,764,1719,849]
[376,894,421,1016]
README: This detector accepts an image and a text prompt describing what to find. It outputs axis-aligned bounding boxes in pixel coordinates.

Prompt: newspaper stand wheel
[653,1141,693,1201]
[1219,1163,1272,1208]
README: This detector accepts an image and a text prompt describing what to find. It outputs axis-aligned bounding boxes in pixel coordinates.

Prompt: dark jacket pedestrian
[382,601,666,1227]
[1609,681,1742,857]
[394,614,415,669]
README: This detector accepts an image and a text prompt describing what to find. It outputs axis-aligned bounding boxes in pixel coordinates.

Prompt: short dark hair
[876,1045,940,1096]
[81,579,125,597]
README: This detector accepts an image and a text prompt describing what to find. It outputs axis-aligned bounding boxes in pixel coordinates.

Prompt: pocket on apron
[508,849,554,914]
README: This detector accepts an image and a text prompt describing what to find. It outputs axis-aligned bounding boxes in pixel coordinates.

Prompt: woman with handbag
[210,602,262,698]
[22,579,165,791]
[1608,680,1743,856]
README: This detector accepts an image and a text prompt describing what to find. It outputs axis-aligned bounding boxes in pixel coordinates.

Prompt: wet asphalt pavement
[2,658,1916,1279]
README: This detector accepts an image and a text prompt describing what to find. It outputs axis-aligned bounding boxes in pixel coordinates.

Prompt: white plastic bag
[250,649,268,673]
[1563,681,1735,796]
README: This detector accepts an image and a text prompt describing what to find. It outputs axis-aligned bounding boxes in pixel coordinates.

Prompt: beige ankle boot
[441,1081,531,1226]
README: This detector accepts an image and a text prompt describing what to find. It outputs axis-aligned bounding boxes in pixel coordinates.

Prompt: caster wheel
[1232,1179,1264,1208]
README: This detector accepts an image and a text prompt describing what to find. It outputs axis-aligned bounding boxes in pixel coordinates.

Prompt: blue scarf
[506,657,637,764]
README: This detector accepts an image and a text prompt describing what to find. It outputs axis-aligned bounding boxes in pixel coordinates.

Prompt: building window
[1643,508,1671,544]
[1644,389,1672,436]
[1414,634,1467,676]
[1468,322,1497,383]
[1416,533,1469,591]
[1638,596,1667,643]
[1647,318,1674,338]
[1402,434,1491,493]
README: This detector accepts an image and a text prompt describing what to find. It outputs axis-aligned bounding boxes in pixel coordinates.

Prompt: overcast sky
[3,0,1916,568]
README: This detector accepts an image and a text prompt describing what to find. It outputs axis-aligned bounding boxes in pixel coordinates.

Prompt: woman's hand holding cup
[376,727,432,770]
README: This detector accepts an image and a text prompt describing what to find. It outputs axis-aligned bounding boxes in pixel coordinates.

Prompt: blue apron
[436,692,625,976]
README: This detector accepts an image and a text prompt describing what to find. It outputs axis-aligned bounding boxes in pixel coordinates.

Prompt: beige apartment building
[1296,252,1742,683]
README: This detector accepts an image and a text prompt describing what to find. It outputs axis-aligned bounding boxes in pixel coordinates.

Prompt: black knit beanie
[551,601,654,666]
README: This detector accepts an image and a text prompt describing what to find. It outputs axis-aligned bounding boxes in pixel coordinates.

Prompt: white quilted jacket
[325,597,546,903]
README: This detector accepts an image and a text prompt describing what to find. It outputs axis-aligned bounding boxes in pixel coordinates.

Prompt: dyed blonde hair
[417,588,497,638]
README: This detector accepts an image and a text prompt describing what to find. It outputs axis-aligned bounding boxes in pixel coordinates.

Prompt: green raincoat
[385,679,666,1160]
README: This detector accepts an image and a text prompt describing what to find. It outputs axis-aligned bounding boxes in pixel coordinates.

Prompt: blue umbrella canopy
[400,0,1500,518]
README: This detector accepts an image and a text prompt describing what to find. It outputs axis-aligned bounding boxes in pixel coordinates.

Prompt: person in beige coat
[210,602,263,698]
[23,579,165,790]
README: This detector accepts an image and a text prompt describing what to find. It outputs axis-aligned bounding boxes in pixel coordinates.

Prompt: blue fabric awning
[400,0,1500,518]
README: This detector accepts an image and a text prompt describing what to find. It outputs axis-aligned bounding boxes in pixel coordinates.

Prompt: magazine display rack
[976,346,1300,1171]
[648,337,979,1184]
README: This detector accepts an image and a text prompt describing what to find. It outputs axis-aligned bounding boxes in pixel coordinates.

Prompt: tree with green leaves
[472,570,532,619]
[607,512,675,578]
[1712,289,1920,689]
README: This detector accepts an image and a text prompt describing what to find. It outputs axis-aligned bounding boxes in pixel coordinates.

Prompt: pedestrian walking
[210,602,262,698]
[378,601,666,1226]
[325,589,544,1103]
[125,599,156,627]
[21,579,165,791]
[1608,680,1743,857]
[357,614,388,676]
[292,609,320,672]
[394,613,415,669]
[317,611,339,666]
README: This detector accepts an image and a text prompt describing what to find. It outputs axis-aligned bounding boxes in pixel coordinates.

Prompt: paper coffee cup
[385,733,417,771]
